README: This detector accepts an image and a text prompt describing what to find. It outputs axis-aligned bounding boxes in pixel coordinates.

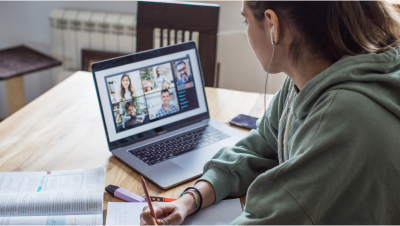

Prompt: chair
[136,1,220,87]
[81,49,126,72]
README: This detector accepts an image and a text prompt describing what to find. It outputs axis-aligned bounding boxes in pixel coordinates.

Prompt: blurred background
[0,1,287,120]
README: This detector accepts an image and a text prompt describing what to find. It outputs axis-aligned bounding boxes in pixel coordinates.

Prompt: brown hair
[120,74,135,99]
[161,89,170,96]
[246,1,400,64]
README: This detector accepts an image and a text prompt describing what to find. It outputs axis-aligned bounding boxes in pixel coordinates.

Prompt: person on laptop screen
[153,67,171,89]
[119,74,136,101]
[175,61,193,85]
[124,101,144,127]
[141,1,400,225]
[156,89,179,118]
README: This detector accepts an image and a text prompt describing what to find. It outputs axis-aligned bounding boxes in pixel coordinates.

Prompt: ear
[265,9,280,45]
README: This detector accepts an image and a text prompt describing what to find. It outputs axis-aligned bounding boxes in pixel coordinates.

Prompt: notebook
[106,198,243,225]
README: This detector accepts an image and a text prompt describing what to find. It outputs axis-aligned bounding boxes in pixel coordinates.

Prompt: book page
[106,199,243,225]
[0,214,102,225]
[0,168,105,217]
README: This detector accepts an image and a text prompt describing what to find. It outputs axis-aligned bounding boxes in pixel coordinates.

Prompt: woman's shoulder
[310,89,393,124]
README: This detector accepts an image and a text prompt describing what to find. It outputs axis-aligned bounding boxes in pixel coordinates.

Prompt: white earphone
[265,25,276,112]
[270,26,275,45]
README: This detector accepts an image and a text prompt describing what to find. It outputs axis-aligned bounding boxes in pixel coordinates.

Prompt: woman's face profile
[122,76,130,90]
[241,2,276,72]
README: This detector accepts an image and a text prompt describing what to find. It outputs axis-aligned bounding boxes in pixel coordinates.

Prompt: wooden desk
[0,71,274,223]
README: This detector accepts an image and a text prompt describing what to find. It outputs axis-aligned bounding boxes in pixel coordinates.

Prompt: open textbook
[0,167,106,225]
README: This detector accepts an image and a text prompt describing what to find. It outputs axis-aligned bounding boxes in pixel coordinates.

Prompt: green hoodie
[199,46,400,224]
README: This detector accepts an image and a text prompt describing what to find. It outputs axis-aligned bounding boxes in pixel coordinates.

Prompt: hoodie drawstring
[278,81,295,164]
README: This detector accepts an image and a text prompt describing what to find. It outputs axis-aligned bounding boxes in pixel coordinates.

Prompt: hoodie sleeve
[232,88,400,224]
[197,78,292,203]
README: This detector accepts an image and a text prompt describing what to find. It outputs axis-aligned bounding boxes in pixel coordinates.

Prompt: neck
[163,104,170,110]
[284,56,332,90]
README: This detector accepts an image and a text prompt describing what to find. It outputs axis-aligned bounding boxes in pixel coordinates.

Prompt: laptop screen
[92,42,209,147]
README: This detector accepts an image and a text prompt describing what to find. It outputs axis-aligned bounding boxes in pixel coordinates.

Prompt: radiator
[49,9,136,82]
[49,8,199,83]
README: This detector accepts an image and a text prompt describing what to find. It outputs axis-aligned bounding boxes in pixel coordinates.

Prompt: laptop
[91,41,246,189]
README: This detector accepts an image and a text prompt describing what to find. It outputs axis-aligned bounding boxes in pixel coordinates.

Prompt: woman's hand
[140,181,216,225]
[140,194,195,225]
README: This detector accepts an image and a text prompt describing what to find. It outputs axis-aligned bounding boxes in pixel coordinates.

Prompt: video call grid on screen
[95,49,208,142]
[104,56,199,133]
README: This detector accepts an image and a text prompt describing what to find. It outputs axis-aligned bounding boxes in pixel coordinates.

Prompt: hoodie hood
[293,46,400,119]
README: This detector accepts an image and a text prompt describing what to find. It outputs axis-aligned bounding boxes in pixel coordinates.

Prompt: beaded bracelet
[184,187,203,214]
[178,190,198,215]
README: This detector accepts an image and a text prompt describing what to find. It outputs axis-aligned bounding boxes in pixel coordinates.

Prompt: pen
[141,176,157,221]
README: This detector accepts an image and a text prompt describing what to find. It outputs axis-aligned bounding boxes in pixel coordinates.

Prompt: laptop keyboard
[129,126,230,166]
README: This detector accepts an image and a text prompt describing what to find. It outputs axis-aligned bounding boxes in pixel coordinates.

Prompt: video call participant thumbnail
[153,67,171,89]
[142,66,172,91]
[124,101,148,128]
[120,74,136,101]
[175,61,193,85]
[156,89,180,118]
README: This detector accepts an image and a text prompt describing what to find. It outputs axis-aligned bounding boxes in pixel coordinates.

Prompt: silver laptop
[92,41,245,189]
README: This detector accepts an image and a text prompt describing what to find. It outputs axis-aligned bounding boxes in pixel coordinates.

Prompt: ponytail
[327,2,400,60]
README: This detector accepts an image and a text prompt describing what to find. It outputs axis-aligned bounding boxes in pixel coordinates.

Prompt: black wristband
[184,187,203,214]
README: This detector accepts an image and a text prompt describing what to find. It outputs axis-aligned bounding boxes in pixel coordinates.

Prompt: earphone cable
[264,43,275,113]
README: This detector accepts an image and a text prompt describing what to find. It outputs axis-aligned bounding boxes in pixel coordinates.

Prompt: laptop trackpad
[171,143,223,175]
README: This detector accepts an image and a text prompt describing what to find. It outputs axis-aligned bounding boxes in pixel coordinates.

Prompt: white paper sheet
[106,198,243,225]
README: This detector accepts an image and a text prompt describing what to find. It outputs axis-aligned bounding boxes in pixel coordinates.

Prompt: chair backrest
[81,49,126,72]
[136,1,220,87]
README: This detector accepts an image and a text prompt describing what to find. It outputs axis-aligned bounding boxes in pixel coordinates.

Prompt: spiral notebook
[106,198,243,225]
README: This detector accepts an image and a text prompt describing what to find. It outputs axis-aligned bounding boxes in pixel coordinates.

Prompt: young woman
[120,74,136,101]
[141,1,400,224]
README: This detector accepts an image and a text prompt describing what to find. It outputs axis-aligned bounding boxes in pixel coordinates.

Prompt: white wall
[0,1,138,119]
[0,1,285,120]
